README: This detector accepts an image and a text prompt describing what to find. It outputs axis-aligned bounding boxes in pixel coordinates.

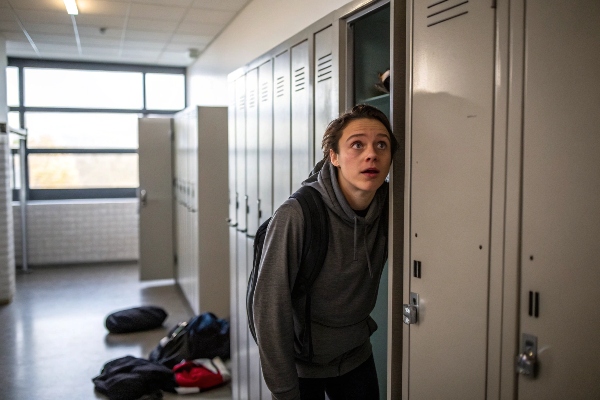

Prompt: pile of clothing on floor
[93,308,231,400]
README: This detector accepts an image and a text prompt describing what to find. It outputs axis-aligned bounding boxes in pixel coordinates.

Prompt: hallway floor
[0,262,232,400]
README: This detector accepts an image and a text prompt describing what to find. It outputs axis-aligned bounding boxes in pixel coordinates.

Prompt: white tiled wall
[12,199,139,266]
[1,134,15,303]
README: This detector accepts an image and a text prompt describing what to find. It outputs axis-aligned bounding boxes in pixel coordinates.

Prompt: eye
[351,141,364,149]
[376,141,388,150]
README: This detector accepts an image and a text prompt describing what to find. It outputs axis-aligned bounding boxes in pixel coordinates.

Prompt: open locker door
[138,117,174,281]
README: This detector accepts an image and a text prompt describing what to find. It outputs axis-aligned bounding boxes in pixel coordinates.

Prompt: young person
[253,104,398,400]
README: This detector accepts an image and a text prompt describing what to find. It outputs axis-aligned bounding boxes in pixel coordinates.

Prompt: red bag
[172,357,230,393]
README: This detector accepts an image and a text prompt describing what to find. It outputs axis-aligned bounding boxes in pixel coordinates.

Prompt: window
[25,113,139,149]
[145,73,186,110]
[6,66,19,107]
[24,68,144,109]
[7,59,186,200]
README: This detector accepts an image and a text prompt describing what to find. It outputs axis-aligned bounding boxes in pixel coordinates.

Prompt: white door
[517,1,600,398]
[406,1,495,398]
[138,117,174,280]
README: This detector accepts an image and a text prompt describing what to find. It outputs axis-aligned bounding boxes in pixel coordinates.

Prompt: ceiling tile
[20,23,74,35]
[121,40,165,51]
[123,30,171,41]
[1,31,27,41]
[170,33,215,46]
[176,22,222,36]
[7,0,64,12]
[181,8,234,25]
[129,3,187,21]
[77,25,123,39]
[29,33,77,45]
[191,0,249,12]
[14,9,71,26]
[164,42,208,52]
[75,14,127,29]
[78,0,130,17]
[79,37,122,47]
[36,42,78,52]
[127,0,193,7]
[0,19,21,31]
[126,17,179,32]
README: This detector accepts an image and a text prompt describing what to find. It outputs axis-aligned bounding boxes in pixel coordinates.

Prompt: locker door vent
[238,94,245,110]
[294,67,306,92]
[276,76,286,98]
[317,53,333,83]
[426,0,469,27]
[248,89,256,109]
[260,81,270,103]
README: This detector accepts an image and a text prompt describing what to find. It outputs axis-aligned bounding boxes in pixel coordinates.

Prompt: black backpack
[148,312,230,369]
[247,185,329,362]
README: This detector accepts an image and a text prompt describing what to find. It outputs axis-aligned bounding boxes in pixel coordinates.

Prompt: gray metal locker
[258,60,274,226]
[234,75,250,400]
[314,25,336,164]
[405,0,495,398]
[227,79,240,400]
[257,60,274,399]
[273,50,292,209]
[244,67,262,400]
[290,40,311,187]
[516,1,600,398]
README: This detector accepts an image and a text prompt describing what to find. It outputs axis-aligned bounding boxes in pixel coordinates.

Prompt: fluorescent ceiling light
[63,0,78,15]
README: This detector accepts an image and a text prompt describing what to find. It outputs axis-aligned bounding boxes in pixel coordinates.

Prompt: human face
[329,118,392,210]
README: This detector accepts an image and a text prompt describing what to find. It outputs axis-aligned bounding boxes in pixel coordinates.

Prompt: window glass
[8,111,20,129]
[24,68,143,109]
[145,73,185,110]
[6,66,19,107]
[25,112,139,149]
[11,154,21,190]
[28,154,139,189]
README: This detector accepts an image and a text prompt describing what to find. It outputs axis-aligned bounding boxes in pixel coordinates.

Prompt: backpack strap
[290,185,329,361]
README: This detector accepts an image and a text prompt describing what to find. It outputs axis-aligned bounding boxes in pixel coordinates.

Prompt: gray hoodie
[253,160,389,400]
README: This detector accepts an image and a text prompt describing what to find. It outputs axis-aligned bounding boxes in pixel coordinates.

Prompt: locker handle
[139,189,147,207]
[237,228,247,233]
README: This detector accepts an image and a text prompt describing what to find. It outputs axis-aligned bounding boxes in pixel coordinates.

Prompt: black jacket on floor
[92,355,176,400]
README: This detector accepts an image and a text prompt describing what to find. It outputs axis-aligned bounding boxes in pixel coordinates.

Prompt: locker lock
[516,333,538,377]
[403,292,419,325]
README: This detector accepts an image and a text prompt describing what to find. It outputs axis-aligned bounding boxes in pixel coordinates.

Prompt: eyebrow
[345,133,390,142]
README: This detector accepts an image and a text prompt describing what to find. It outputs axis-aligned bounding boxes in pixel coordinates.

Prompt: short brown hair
[321,104,399,161]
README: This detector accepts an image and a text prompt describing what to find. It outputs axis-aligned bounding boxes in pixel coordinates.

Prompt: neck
[338,181,376,210]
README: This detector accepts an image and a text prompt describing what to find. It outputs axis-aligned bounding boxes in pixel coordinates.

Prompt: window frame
[7,58,186,201]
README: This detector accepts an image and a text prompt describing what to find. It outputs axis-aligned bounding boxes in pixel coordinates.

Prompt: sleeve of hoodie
[253,200,303,400]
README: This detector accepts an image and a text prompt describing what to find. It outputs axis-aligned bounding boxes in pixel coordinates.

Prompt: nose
[365,145,378,161]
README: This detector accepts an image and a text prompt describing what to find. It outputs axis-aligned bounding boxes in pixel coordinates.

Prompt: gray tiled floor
[0,262,232,400]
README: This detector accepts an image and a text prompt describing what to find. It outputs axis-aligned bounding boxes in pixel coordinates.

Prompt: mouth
[361,167,380,177]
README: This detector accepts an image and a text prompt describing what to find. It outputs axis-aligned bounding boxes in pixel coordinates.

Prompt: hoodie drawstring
[353,216,358,262]
[354,216,374,278]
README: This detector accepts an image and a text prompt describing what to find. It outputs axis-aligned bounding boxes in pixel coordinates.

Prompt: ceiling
[0,0,250,67]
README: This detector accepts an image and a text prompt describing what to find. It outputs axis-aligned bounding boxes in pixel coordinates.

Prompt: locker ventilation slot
[427,0,468,27]
[276,76,285,98]
[317,53,333,83]
[294,67,306,92]
[248,90,256,109]
[238,95,245,111]
[528,291,540,318]
[260,81,270,102]
[413,260,422,278]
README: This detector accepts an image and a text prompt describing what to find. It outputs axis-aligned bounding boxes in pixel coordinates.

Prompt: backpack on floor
[148,312,230,369]
[246,185,329,362]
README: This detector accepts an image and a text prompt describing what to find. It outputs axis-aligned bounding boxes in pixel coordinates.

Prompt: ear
[329,148,339,167]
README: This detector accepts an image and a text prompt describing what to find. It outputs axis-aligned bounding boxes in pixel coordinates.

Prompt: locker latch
[516,333,538,377]
[403,292,419,325]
